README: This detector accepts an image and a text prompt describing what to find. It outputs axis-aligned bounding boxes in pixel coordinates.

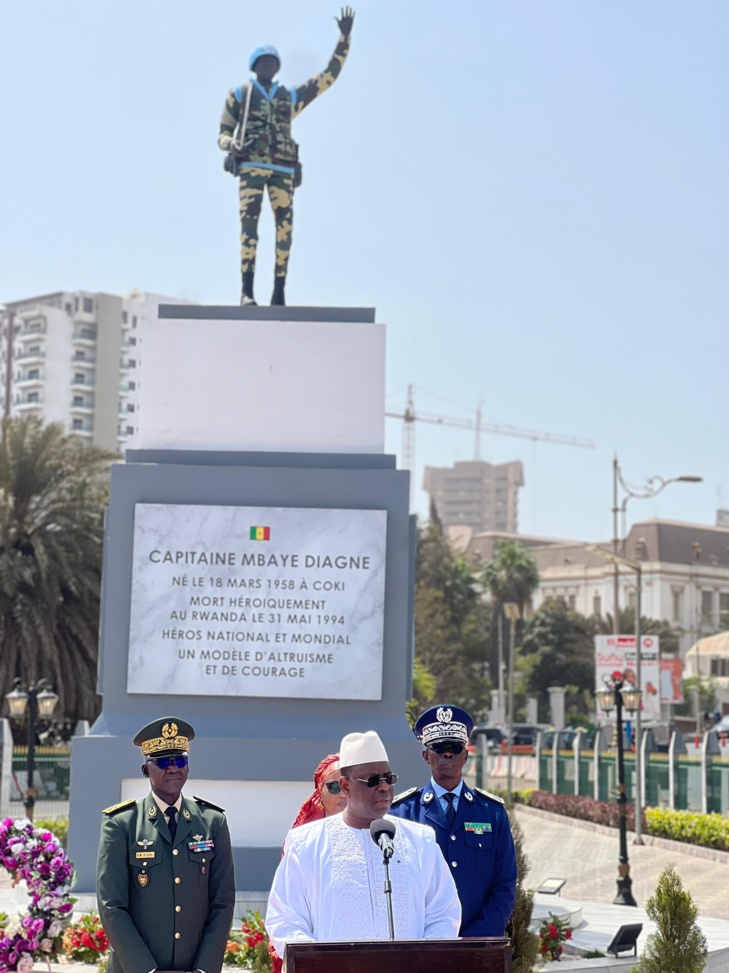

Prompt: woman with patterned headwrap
[268,754,345,973]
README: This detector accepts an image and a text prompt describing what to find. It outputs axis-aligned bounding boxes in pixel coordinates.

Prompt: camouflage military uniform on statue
[218,8,354,307]
[97,718,235,973]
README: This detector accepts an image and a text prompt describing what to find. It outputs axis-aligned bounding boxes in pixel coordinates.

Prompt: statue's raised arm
[292,6,355,119]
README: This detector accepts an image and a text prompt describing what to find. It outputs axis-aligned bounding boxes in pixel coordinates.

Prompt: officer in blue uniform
[390,705,516,938]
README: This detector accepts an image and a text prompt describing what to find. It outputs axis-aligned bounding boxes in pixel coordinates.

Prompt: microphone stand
[381,845,395,941]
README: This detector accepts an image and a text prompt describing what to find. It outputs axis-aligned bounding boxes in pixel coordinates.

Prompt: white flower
[17,953,33,972]
[48,921,63,937]
[40,938,54,952]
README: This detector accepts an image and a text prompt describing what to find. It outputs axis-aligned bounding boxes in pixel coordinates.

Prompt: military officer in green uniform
[97,718,235,973]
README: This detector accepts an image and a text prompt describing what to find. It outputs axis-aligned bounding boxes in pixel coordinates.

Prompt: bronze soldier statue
[218,8,355,306]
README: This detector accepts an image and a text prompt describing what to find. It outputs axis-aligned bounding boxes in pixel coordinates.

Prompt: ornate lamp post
[5,679,59,820]
[503,601,521,807]
[611,456,702,632]
[596,671,642,906]
[588,544,647,843]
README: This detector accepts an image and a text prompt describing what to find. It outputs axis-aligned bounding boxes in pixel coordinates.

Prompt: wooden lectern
[286,938,511,973]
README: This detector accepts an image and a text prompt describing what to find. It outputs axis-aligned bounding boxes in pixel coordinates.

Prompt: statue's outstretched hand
[336,6,355,36]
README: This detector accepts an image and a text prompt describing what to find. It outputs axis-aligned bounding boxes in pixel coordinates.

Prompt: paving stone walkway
[516,804,729,919]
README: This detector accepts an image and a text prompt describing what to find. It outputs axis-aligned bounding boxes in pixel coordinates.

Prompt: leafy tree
[519,600,685,723]
[406,659,437,726]
[0,418,113,723]
[482,541,539,685]
[520,600,596,722]
[482,540,539,612]
[506,811,540,973]
[413,521,491,717]
[674,675,716,720]
[633,865,707,973]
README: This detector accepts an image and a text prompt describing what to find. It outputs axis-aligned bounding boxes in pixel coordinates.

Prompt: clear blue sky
[1,1,726,542]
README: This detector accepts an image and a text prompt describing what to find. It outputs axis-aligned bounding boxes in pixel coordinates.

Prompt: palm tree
[482,540,539,615]
[482,540,539,687]
[0,418,114,723]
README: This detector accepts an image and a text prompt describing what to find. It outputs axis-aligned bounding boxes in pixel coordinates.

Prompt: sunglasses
[323,781,342,795]
[428,742,465,756]
[349,773,399,788]
[148,754,189,770]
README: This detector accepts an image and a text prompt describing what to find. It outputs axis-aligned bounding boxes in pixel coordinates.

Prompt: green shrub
[488,787,534,806]
[34,817,69,847]
[645,808,729,851]
[524,792,729,853]
[633,866,707,973]
[506,811,540,973]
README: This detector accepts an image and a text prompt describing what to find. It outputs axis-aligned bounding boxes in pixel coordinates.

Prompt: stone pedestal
[68,307,418,903]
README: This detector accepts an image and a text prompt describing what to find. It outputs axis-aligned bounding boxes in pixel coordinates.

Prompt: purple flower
[3,857,17,870]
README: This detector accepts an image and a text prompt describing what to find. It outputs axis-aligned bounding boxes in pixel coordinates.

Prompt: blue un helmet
[249,44,281,72]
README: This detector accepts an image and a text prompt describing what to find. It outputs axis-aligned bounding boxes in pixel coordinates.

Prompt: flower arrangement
[0,817,74,971]
[61,913,109,964]
[538,912,572,961]
[223,911,269,968]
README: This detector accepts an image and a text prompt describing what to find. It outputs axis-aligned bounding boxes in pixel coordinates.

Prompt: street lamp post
[607,459,701,844]
[612,456,702,633]
[5,679,59,821]
[596,671,642,907]
[588,545,645,843]
[503,601,521,808]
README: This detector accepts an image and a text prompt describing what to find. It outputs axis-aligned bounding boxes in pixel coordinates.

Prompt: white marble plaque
[127,504,387,700]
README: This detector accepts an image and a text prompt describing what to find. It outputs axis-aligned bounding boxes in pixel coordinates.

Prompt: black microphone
[370,818,396,859]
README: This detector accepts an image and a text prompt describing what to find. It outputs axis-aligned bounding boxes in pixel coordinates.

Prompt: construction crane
[386,385,595,494]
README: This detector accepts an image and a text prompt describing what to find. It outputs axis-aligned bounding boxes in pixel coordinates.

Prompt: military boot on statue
[271,277,286,306]
[241,272,257,306]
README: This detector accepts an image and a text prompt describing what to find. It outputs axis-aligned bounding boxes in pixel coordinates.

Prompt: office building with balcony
[423,459,524,533]
[456,517,729,658]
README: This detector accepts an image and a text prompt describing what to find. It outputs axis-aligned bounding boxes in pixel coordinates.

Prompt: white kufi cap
[339,730,389,769]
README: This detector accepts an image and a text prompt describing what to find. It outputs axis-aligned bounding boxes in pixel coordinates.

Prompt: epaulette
[193,795,226,813]
[391,787,418,804]
[474,787,505,805]
[102,798,136,815]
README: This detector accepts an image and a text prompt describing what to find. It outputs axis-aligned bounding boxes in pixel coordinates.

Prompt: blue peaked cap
[249,45,281,71]
[414,705,474,747]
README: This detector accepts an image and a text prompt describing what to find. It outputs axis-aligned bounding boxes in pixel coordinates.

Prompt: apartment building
[1,290,191,452]
[423,459,524,533]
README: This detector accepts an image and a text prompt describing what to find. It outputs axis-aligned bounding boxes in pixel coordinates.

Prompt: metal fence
[535,728,729,814]
[8,744,71,820]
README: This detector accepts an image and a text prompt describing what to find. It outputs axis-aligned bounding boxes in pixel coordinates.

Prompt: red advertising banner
[660,657,684,704]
